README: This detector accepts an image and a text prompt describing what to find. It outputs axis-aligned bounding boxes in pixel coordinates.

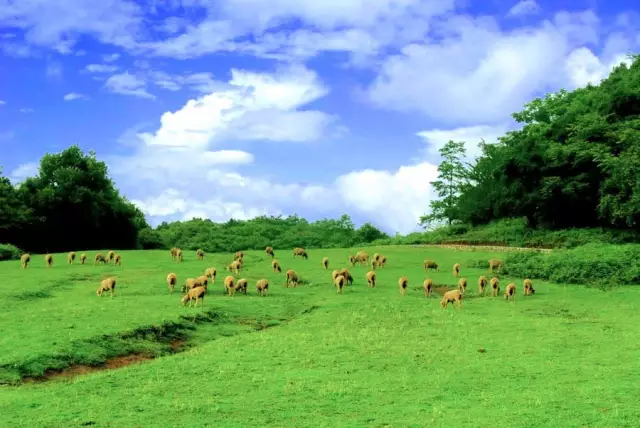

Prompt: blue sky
[1,0,638,234]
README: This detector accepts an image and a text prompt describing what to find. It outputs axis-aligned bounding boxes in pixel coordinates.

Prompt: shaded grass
[1,246,639,427]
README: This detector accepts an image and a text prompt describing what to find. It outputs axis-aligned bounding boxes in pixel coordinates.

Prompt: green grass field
[1,246,639,427]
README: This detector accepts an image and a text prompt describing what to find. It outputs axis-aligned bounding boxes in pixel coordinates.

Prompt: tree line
[423,54,640,231]
[0,146,388,255]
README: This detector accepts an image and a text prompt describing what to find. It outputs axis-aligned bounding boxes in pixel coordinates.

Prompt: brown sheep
[292,247,308,259]
[196,275,209,291]
[80,253,87,265]
[234,251,244,261]
[453,263,461,277]
[265,246,274,258]
[322,256,329,270]
[167,273,177,294]
[95,252,106,265]
[523,279,535,296]
[366,270,376,288]
[20,253,31,268]
[372,253,381,264]
[97,277,116,297]
[334,274,346,294]
[398,276,408,296]
[256,279,269,296]
[379,255,387,267]
[331,269,341,283]
[181,278,197,294]
[489,258,504,273]
[107,250,115,263]
[355,251,369,265]
[170,247,177,260]
[227,260,242,275]
[348,254,356,267]
[223,275,236,296]
[371,259,378,270]
[490,277,500,297]
[68,252,76,265]
[339,268,353,285]
[423,278,433,297]
[182,286,206,307]
[45,254,53,268]
[235,278,248,294]
[478,276,488,295]
[424,259,439,272]
[272,259,282,273]
[114,254,122,266]
[176,248,183,262]
[440,289,462,310]
[504,283,516,300]
[458,278,468,294]
[285,269,299,288]
[196,249,205,260]
[205,267,217,282]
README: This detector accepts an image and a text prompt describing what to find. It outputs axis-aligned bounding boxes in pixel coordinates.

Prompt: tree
[420,140,469,227]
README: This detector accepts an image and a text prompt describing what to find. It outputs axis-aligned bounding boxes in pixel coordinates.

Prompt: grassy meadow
[0,246,639,427]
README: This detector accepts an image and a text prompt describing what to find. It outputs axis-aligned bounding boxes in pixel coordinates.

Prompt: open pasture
[1,246,639,427]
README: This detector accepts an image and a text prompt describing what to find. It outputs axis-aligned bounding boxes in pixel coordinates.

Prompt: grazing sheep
[285,269,299,288]
[196,275,209,292]
[167,273,177,294]
[20,253,31,268]
[423,278,433,297]
[366,270,376,288]
[331,269,341,283]
[176,249,183,262]
[398,276,409,296]
[478,276,488,295]
[339,268,353,285]
[504,283,516,300]
[458,278,468,294]
[490,277,500,297]
[424,260,439,272]
[293,247,308,259]
[371,259,378,270]
[45,254,53,268]
[372,253,381,264]
[227,260,241,275]
[489,259,504,273]
[196,249,205,260]
[265,246,275,258]
[170,248,177,260]
[95,253,107,265]
[355,251,369,265]
[235,278,248,294]
[256,279,269,296]
[181,278,197,294]
[68,252,76,265]
[453,263,461,277]
[523,279,535,296]
[114,254,122,266]
[379,256,387,267]
[182,286,206,307]
[272,259,282,273]
[322,257,329,270]
[97,277,116,297]
[80,253,86,265]
[234,251,244,261]
[440,289,462,310]
[205,267,217,282]
[224,276,236,296]
[334,275,346,294]
[348,255,356,267]
[106,250,115,263]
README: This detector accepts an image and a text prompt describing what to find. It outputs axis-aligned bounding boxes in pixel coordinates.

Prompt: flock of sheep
[16,247,536,310]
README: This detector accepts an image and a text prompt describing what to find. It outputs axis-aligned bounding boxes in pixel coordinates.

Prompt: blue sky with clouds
[0,0,638,234]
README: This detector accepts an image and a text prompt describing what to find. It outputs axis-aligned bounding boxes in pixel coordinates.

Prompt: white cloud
[19,107,34,113]
[0,100,5,105]
[366,11,605,125]
[105,72,155,99]
[10,162,38,183]
[102,53,120,62]
[148,71,218,93]
[564,48,632,87]
[85,64,119,73]
[45,61,63,79]
[507,0,540,17]
[63,92,89,101]
[417,124,512,160]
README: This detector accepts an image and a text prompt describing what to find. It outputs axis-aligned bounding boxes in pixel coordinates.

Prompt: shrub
[0,243,23,261]
[137,228,166,250]
[466,259,489,269]
[504,243,640,285]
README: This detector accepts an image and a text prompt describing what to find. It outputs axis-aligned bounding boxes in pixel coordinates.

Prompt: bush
[504,243,640,285]
[0,243,23,261]
[137,228,166,250]
[466,259,490,269]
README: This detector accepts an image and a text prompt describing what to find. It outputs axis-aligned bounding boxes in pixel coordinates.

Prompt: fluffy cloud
[63,92,88,101]
[104,72,155,99]
[507,0,540,17]
[9,162,38,183]
[85,64,119,73]
[564,48,632,87]
[417,124,512,160]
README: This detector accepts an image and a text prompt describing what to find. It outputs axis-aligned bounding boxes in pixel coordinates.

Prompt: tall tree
[420,140,469,228]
